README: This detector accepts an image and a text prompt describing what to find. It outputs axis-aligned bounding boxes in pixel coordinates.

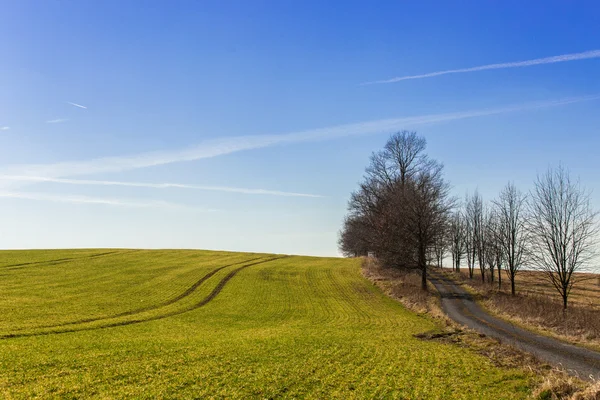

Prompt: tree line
[339,131,598,309]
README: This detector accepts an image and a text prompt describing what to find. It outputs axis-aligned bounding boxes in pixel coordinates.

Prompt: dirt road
[428,270,600,380]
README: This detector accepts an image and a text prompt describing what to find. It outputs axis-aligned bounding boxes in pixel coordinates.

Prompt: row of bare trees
[340,131,598,309]
[447,166,598,309]
[448,185,528,297]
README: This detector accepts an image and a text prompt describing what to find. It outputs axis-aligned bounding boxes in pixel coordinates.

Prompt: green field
[0,249,531,398]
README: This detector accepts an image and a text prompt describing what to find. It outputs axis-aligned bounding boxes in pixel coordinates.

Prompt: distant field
[516,270,600,309]
[457,268,600,309]
[0,250,531,398]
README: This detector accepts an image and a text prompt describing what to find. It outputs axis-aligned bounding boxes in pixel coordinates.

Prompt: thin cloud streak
[363,49,600,84]
[1,95,598,184]
[67,102,87,109]
[0,126,10,131]
[0,176,324,198]
[46,118,69,124]
[0,190,214,210]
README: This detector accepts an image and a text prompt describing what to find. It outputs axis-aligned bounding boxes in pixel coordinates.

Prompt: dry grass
[448,268,600,350]
[533,375,600,399]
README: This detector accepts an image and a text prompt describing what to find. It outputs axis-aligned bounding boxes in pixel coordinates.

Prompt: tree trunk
[497,265,501,290]
[510,275,515,296]
[420,245,428,291]
[562,294,568,310]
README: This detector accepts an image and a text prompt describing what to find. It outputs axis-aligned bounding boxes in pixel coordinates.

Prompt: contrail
[0,94,598,186]
[0,191,212,210]
[67,101,87,109]
[0,176,324,198]
[363,49,600,84]
[46,118,68,124]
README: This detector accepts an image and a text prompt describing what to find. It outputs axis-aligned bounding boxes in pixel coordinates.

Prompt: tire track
[0,256,286,340]
[0,250,136,270]
[9,256,266,332]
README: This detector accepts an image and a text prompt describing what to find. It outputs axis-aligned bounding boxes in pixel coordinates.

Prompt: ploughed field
[0,249,531,398]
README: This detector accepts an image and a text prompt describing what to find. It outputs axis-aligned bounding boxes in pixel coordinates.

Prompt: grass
[0,249,534,398]
[449,268,600,351]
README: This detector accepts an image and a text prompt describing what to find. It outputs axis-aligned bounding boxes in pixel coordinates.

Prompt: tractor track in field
[0,256,286,340]
[0,250,137,270]
[9,256,266,332]
[429,270,600,380]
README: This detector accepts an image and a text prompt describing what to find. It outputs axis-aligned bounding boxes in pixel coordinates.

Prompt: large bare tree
[339,131,453,290]
[404,162,454,289]
[493,182,528,296]
[528,166,599,309]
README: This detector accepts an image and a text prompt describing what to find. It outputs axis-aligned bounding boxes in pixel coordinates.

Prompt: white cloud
[0,190,213,210]
[0,176,324,198]
[67,101,87,109]
[1,95,598,184]
[0,126,10,131]
[363,49,600,84]
[46,118,69,124]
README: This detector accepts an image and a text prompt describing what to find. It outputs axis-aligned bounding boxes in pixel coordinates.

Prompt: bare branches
[448,211,467,272]
[528,165,599,309]
[493,182,528,296]
[464,192,481,279]
[383,131,427,185]
[339,131,453,290]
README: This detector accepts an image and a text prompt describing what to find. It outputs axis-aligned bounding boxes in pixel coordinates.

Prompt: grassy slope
[0,250,531,399]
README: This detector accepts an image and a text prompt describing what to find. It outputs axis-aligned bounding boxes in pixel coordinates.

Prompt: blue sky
[1,1,599,256]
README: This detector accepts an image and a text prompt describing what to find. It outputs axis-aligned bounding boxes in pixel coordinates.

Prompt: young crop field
[0,249,532,398]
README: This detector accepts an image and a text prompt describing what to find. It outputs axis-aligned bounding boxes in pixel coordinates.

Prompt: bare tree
[474,193,488,283]
[383,131,428,186]
[493,182,528,296]
[528,166,599,309]
[486,209,504,289]
[449,211,466,272]
[433,223,448,268]
[484,211,497,283]
[403,162,454,290]
[464,208,476,279]
[339,131,454,290]
[465,192,484,280]
[338,215,371,257]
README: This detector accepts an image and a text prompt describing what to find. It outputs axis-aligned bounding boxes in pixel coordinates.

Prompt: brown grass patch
[533,375,600,399]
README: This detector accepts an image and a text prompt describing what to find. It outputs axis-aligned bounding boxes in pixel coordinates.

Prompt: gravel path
[429,270,600,380]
